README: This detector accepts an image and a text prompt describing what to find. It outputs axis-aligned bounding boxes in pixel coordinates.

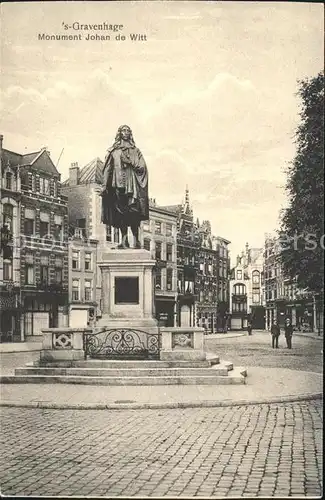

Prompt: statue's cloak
[101,143,149,228]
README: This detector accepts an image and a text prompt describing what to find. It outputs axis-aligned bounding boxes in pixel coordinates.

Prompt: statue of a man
[101,125,149,249]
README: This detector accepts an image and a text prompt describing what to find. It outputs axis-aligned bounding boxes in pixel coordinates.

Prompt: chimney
[69,162,80,186]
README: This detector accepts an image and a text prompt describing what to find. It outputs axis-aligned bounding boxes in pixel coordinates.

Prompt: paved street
[0,332,323,497]
[0,401,322,497]
[205,331,323,373]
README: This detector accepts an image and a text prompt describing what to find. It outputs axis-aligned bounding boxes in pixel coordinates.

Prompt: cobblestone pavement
[205,331,323,373]
[0,400,322,497]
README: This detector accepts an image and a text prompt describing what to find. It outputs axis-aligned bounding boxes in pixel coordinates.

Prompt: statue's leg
[118,224,129,248]
[131,222,141,249]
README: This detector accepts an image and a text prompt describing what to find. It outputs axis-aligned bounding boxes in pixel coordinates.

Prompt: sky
[1,1,324,261]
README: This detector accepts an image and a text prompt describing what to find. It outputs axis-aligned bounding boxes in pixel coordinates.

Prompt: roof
[79,157,103,184]
[158,204,182,214]
[62,157,104,186]
[2,148,59,176]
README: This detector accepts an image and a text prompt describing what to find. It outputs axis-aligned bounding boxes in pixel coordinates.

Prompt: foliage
[279,71,324,293]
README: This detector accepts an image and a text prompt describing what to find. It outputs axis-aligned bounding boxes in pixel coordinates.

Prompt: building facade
[161,188,231,333]
[0,136,69,342]
[140,200,178,326]
[264,234,323,332]
[229,243,265,330]
[68,232,98,327]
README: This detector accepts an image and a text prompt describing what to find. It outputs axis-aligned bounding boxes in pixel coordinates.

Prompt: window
[25,264,35,285]
[40,177,50,195]
[3,204,13,232]
[84,280,92,301]
[252,270,260,284]
[166,223,172,236]
[143,238,151,251]
[166,243,173,261]
[208,263,213,275]
[24,208,35,236]
[155,242,162,260]
[85,252,92,271]
[40,221,49,237]
[40,265,49,285]
[24,312,33,335]
[72,279,80,301]
[40,255,49,285]
[232,302,246,312]
[142,221,150,232]
[5,172,13,190]
[54,215,63,241]
[72,251,80,270]
[233,283,246,295]
[54,223,63,241]
[237,270,242,280]
[54,268,62,283]
[155,268,162,289]
[253,293,260,304]
[167,268,173,290]
[3,260,13,280]
[155,221,162,234]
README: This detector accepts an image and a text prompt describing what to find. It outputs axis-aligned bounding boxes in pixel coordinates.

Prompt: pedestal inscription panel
[115,277,139,304]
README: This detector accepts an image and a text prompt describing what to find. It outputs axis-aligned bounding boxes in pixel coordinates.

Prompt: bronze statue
[101,125,149,249]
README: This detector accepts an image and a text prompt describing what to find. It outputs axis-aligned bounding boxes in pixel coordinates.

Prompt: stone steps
[0,369,246,386]
[35,358,219,369]
[15,361,233,378]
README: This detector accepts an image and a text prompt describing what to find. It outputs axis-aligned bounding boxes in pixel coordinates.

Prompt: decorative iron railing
[83,328,161,360]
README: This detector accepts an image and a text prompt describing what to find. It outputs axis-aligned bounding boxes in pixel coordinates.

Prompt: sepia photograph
[0,1,323,498]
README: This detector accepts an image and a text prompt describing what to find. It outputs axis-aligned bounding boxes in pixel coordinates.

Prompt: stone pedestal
[39,328,91,363]
[97,249,158,332]
[160,327,206,361]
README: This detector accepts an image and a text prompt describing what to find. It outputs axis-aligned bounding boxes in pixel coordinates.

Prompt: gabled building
[0,136,69,342]
[161,188,231,333]
[229,243,265,330]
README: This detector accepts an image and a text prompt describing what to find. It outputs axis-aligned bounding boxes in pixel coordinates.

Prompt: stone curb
[0,392,322,410]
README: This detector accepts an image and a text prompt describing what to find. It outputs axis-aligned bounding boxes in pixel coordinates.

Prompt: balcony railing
[21,185,68,206]
[21,235,67,249]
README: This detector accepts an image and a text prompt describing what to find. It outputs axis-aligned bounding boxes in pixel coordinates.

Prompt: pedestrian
[284,318,293,349]
[270,321,280,348]
[247,321,253,336]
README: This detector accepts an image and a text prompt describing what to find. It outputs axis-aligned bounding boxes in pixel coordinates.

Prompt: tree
[279,71,324,293]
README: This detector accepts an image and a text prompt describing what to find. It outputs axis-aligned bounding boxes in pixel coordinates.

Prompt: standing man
[270,321,280,348]
[101,125,149,249]
[247,321,253,336]
[284,318,293,349]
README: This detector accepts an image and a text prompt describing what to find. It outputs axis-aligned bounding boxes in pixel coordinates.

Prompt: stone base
[96,316,158,332]
[160,350,206,361]
[40,349,85,363]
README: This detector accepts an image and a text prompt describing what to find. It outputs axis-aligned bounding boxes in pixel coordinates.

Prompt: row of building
[0,137,234,343]
[230,234,323,333]
[1,137,322,343]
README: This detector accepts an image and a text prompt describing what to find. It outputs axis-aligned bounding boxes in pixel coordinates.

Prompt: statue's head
[114,125,135,146]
